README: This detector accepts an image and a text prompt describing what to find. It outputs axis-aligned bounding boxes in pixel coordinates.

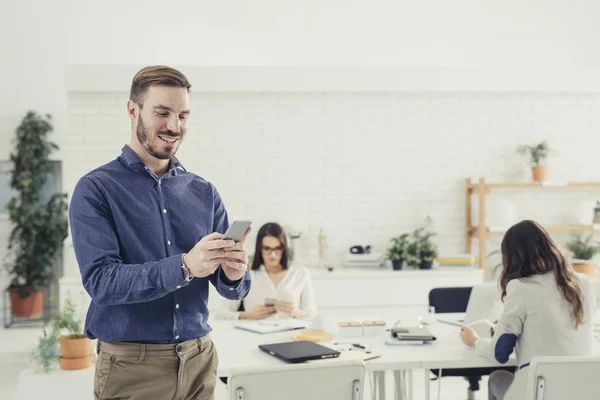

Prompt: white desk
[211,309,600,400]
[18,311,600,400]
[210,312,517,400]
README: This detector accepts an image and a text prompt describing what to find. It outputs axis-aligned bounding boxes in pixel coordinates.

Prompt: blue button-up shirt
[69,145,250,343]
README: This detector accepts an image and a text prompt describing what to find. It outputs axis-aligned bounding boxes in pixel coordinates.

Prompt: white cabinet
[61,267,484,320]
[310,268,483,309]
[207,267,484,314]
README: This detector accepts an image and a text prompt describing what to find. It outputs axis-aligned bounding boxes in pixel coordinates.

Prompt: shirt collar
[119,145,187,175]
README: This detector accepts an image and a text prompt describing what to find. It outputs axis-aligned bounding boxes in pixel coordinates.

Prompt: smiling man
[69,66,251,400]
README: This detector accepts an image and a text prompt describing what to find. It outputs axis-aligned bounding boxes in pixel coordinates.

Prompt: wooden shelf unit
[465,178,600,275]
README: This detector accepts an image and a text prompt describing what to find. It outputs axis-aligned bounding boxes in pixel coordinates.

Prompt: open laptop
[259,340,341,363]
[235,319,307,334]
[437,283,503,326]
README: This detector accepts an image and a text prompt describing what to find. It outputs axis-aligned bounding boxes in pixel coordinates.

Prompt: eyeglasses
[262,246,284,255]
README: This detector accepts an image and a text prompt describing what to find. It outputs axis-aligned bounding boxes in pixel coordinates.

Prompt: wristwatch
[181,254,193,282]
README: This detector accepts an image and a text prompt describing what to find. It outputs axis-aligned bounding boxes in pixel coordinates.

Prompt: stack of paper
[343,253,384,269]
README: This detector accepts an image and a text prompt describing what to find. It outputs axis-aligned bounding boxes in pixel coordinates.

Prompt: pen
[334,342,366,350]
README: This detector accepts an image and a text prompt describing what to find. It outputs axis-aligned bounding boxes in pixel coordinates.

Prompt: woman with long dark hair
[460,220,596,400]
[217,222,317,320]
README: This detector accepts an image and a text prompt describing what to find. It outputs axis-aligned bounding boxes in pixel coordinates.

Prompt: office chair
[525,356,600,399]
[228,359,365,400]
[428,287,515,400]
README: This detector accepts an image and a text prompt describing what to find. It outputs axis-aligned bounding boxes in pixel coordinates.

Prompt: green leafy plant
[420,237,439,263]
[516,141,551,166]
[566,233,600,261]
[386,233,410,262]
[30,296,85,373]
[404,218,439,269]
[4,111,69,298]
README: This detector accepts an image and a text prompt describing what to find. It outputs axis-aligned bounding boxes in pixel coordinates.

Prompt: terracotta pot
[59,336,93,370]
[9,289,44,319]
[59,355,93,371]
[531,166,547,182]
[573,262,596,279]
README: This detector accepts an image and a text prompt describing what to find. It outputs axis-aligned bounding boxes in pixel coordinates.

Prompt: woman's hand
[275,300,295,316]
[459,324,479,347]
[239,305,277,320]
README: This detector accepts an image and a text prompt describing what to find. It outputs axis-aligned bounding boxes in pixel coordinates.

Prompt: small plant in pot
[404,239,422,269]
[4,111,68,319]
[516,140,552,182]
[566,233,599,279]
[419,237,439,270]
[30,296,92,372]
[409,218,439,270]
[387,233,409,270]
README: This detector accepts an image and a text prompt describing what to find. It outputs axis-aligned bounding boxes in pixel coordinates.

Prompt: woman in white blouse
[216,222,317,320]
[460,220,596,400]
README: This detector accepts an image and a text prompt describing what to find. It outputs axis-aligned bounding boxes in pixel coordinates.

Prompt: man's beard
[136,115,179,160]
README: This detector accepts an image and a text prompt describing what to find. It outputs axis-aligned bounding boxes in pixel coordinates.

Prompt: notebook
[235,319,307,334]
[391,326,437,342]
[259,340,341,363]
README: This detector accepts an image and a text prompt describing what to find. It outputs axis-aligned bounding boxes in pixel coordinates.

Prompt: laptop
[438,283,503,326]
[259,340,341,363]
[235,319,307,334]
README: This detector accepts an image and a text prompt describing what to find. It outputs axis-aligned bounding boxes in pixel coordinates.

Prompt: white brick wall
[62,92,600,274]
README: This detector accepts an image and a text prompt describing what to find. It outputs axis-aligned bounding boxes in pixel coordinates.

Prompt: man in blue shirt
[69,65,251,400]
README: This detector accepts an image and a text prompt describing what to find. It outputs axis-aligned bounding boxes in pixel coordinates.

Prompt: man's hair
[130,65,191,106]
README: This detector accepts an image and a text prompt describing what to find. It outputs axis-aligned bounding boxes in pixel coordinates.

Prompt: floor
[0,325,490,400]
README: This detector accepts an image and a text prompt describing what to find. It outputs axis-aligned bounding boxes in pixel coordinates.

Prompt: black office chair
[428,287,515,400]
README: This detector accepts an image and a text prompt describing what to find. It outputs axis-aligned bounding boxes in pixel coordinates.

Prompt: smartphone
[264,297,277,307]
[222,220,252,242]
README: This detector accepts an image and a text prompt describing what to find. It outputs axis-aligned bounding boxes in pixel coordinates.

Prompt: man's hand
[240,305,276,320]
[221,226,252,282]
[459,324,479,347]
[183,233,235,278]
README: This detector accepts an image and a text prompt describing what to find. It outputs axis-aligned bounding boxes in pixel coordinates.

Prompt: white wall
[3,0,600,158]
[63,88,600,275]
[3,0,600,286]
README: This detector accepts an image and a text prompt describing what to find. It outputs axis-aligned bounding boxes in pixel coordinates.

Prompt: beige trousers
[94,335,218,400]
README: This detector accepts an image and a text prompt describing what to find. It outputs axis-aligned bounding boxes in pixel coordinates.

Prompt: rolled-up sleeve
[70,176,190,306]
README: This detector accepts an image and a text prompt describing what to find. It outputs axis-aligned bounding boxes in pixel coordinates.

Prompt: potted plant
[516,140,551,182]
[387,233,409,270]
[404,238,422,269]
[419,235,439,270]
[566,232,599,278]
[31,296,93,372]
[4,111,68,318]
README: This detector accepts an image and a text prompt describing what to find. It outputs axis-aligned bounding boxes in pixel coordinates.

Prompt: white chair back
[526,356,600,400]
[228,359,365,400]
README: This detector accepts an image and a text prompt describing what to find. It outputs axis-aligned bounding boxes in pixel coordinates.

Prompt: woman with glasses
[216,222,317,320]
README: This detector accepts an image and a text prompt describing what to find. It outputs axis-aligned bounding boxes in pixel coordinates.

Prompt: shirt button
[176,344,182,350]
[176,304,180,309]
[176,285,181,289]
[229,287,235,291]
[167,240,172,245]
[162,209,167,214]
